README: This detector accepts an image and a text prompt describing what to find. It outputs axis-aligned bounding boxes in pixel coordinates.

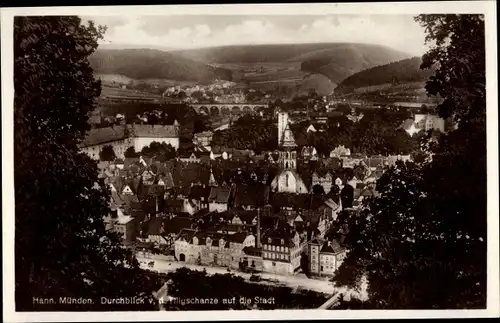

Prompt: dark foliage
[335,57,436,94]
[332,14,486,309]
[14,16,162,311]
[141,142,176,161]
[89,48,232,82]
[99,145,116,161]
[163,268,328,310]
[212,115,278,153]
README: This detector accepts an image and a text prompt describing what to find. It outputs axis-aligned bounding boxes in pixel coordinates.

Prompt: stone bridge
[189,103,267,116]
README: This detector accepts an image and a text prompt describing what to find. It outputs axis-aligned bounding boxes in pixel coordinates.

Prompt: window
[321,266,324,271]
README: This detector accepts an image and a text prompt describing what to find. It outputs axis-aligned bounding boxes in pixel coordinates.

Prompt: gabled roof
[400,119,415,131]
[208,187,232,204]
[320,239,344,254]
[177,229,197,242]
[109,176,126,193]
[156,172,175,188]
[227,232,252,244]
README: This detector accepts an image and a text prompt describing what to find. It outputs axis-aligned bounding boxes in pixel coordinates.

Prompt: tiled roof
[227,232,251,244]
[208,187,232,204]
[80,125,127,147]
[80,124,178,148]
[128,124,179,138]
[320,239,344,254]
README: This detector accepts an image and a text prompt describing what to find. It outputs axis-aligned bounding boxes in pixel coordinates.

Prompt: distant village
[80,104,445,278]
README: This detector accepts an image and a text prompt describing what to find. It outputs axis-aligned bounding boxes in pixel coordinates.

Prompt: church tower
[277,111,297,170]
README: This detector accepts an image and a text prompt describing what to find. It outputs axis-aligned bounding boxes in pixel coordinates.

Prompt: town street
[137,256,367,299]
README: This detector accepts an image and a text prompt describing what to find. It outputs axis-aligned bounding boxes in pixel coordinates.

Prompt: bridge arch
[243,106,251,113]
[232,106,241,113]
[200,106,209,115]
[210,106,220,116]
[221,106,230,116]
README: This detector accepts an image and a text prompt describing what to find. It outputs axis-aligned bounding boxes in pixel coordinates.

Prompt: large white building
[80,123,180,160]
[401,114,445,137]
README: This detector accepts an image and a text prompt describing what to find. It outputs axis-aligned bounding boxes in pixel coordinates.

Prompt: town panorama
[10,7,491,316]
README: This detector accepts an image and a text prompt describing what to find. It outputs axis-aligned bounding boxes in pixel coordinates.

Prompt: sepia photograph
[1,1,499,321]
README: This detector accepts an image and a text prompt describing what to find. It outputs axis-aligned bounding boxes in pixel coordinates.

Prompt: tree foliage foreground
[332,14,486,309]
[14,16,162,311]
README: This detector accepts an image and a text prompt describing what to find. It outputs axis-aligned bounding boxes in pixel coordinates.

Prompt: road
[137,256,339,295]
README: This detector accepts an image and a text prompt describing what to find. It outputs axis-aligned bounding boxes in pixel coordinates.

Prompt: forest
[335,57,436,94]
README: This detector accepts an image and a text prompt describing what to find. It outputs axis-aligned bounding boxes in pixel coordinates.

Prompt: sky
[83,14,429,56]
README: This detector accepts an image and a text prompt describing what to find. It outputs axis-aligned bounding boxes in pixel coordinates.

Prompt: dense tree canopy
[14,16,161,311]
[141,142,176,161]
[332,14,486,309]
[99,145,116,161]
[211,115,278,153]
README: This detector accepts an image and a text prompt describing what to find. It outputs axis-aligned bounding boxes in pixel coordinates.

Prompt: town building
[401,114,445,136]
[308,238,346,276]
[193,131,214,147]
[261,228,307,275]
[174,229,255,268]
[208,186,232,212]
[80,123,180,160]
[103,207,136,243]
[271,111,308,194]
[311,171,333,193]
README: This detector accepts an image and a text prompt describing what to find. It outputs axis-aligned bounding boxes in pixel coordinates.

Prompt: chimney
[256,207,261,248]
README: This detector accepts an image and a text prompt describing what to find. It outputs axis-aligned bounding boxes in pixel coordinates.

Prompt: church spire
[209,168,218,187]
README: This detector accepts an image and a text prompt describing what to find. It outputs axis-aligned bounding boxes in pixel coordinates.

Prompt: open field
[100,86,162,99]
